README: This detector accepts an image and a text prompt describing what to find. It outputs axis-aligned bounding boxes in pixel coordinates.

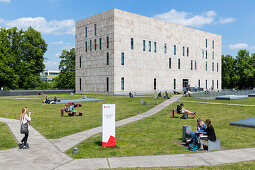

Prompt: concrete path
[179,100,255,107]
[0,117,72,170]
[50,95,183,152]
[55,148,255,169]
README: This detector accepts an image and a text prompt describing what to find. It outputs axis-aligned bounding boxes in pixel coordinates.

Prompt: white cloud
[217,17,236,24]
[153,9,235,28]
[229,43,249,50]
[51,41,64,45]
[0,0,10,3]
[44,61,59,70]
[3,17,75,35]
[55,52,62,58]
[62,45,74,51]
[0,18,4,23]
[250,46,255,50]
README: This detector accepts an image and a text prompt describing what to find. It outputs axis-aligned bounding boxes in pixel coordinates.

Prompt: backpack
[181,114,188,119]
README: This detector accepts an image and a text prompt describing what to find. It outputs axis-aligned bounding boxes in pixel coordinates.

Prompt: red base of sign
[102,135,115,147]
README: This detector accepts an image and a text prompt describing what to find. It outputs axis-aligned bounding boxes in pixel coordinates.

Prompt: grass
[0,94,165,139]
[0,122,17,150]
[66,96,255,158]
[111,160,255,169]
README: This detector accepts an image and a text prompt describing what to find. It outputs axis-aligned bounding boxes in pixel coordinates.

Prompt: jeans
[21,132,29,145]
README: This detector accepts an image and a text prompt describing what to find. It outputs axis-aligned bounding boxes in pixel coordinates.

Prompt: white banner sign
[102,104,115,147]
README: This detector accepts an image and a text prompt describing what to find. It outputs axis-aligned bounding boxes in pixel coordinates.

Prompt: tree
[56,48,75,89]
[0,27,47,89]
[221,55,237,89]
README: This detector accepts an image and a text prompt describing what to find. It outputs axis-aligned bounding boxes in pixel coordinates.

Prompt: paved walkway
[1,95,255,169]
[179,100,255,107]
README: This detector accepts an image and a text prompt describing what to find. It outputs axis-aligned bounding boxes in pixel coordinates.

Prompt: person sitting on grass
[186,118,207,150]
[176,103,196,119]
[43,96,49,103]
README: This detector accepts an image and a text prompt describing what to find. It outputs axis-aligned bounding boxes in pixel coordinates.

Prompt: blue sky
[0,0,255,70]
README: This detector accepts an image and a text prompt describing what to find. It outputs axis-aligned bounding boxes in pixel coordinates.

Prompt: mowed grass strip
[0,122,17,150]
[0,94,165,139]
[66,97,255,158]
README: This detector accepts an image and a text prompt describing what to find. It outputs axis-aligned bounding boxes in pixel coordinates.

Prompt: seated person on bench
[177,103,196,119]
[186,118,207,150]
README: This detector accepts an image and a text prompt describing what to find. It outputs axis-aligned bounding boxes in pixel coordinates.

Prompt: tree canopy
[0,27,47,89]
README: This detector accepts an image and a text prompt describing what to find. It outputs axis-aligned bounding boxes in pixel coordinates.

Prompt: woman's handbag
[20,117,29,134]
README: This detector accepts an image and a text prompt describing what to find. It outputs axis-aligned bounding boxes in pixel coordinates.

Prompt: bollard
[72,147,78,155]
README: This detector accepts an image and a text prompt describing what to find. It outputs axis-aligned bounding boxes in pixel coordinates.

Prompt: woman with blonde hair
[19,107,31,149]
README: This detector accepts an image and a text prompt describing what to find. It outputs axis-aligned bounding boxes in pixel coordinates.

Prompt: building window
[148,41,151,52]
[79,56,81,68]
[198,79,200,88]
[106,52,109,65]
[85,41,87,52]
[154,78,156,90]
[187,47,189,57]
[90,40,92,52]
[94,24,96,36]
[195,60,197,70]
[212,62,214,72]
[121,77,124,90]
[206,80,208,89]
[143,40,146,51]
[164,43,167,54]
[202,50,204,58]
[217,63,219,72]
[121,52,124,65]
[206,39,207,48]
[131,38,134,50]
[178,59,180,69]
[206,50,207,59]
[212,51,214,60]
[183,46,185,56]
[107,36,109,49]
[174,79,176,89]
[212,40,214,49]
[217,80,219,89]
[206,61,207,71]
[174,45,176,55]
[212,80,214,88]
[191,60,193,70]
[79,78,81,91]
[169,58,171,68]
[99,38,102,50]
[154,42,157,53]
[106,77,109,92]
[85,27,87,38]
[94,39,96,51]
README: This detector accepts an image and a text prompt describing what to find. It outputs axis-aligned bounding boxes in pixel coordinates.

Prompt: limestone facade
[75,9,222,94]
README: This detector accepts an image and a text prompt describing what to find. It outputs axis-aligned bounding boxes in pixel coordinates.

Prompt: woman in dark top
[204,119,216,141]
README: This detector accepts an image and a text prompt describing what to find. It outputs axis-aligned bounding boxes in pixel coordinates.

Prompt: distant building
[40,70,60,82]
[75,9,221,94]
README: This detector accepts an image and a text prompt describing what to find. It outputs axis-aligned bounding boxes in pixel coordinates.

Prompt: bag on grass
[181,114,188,119]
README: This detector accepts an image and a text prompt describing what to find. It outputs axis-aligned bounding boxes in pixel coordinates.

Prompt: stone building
[75,9,221,94]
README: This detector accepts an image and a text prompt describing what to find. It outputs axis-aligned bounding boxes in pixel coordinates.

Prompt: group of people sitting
[177,103,196,119]
[43,96,58,104]
[186,118,216,151]
[64,103,82,116]
[157,91,170,99]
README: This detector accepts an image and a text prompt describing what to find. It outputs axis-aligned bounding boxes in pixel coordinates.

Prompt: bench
[172,109,195,119]
[141,99,158,105]
[200,135,221,151]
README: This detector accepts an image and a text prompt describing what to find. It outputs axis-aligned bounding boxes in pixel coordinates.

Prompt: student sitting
[186,118,207,150]
[176,103,196,119]
[158,91,162,97]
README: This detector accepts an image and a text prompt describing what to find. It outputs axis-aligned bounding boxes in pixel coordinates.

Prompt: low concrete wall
[0,90,74,96]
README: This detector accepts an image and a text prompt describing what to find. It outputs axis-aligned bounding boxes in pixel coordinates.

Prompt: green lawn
[113,160,255,169]
[0,122,17,150]
[0,94,164,139]
[66,96,255,158]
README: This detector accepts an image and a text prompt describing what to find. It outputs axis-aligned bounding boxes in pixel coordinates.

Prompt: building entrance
[183,79,189,89]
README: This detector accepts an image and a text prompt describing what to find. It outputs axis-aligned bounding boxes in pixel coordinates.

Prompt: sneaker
[18,143,24,149]
[197,148,204,151]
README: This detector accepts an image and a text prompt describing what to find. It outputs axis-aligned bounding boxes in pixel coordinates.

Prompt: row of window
[202,50,215,60]
[85,36,109,52]
[78,77,219,92]
[85,24,97,38]
[206,39,215,49]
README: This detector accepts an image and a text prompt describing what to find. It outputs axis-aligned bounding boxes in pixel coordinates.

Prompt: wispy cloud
[153,9,235,28]
[51,41,64,45]
[3,17,75,35]
[44,61,59,70]
[0,0,10,3]
[250,46,255,50]
[229,43,249,50]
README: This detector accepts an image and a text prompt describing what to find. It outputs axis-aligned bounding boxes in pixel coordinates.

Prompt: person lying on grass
[186,118,206,150]
[176,103,196,119]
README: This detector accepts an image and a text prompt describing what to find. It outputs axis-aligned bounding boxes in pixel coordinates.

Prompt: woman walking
[19,107,31,149]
